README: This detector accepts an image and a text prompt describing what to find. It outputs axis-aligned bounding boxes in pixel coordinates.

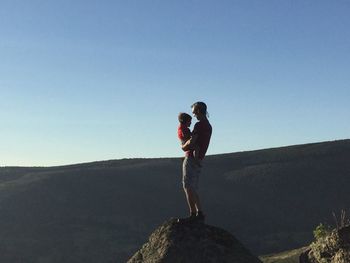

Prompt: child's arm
[181,134,198,151]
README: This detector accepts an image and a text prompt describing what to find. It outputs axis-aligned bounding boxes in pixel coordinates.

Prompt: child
[177,112,201,166]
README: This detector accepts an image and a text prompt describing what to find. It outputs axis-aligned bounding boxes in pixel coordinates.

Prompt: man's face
[192,106,199,120]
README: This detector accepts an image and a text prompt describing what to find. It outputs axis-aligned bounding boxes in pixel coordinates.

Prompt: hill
[1,139,350,262]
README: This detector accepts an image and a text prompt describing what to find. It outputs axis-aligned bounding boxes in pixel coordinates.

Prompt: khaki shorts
[182,156,201,190]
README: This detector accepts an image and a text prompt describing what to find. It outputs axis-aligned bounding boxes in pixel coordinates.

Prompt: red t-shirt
[177,124,191,143]
[187,119,212,160]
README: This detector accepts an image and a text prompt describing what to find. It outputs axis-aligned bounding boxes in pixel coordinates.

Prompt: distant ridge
[3,138,349,168]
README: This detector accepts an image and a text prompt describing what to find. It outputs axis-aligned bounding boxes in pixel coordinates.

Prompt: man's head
[191,101,208,120]
[178,112,192,127]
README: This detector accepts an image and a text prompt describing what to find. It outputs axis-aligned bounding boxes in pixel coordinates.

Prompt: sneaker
[177,214,197,224]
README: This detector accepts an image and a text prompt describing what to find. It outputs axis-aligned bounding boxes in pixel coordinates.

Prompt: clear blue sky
[1,0,349,166]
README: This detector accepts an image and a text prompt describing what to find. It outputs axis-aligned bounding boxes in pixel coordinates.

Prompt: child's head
[178,112,192,127]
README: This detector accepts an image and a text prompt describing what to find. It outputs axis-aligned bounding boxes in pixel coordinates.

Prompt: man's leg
[184,187,201,213]
[178,186,205,223]
[177,187,197,223]
[178,156,204,223]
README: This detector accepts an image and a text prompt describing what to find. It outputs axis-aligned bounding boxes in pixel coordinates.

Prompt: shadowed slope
[0,139,350,262]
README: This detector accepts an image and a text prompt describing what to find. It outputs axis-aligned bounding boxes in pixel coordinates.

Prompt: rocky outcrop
[127,218,262,263]
[299,225,350,263]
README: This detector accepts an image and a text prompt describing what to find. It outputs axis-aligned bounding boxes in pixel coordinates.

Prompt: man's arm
[181,134,198,151]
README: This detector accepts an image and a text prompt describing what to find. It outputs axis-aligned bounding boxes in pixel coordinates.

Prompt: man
[178,101,212,224]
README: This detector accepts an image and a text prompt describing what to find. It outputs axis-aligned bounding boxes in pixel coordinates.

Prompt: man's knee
[183,186,197,195]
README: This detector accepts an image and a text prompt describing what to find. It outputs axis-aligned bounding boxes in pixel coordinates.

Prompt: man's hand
[182,138,194,151]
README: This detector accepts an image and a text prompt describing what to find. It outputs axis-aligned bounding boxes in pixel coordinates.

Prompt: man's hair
[191,101,209,117]
[178,112,192,124]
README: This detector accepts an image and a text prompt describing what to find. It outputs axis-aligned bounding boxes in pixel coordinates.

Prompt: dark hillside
[0,139,350,262]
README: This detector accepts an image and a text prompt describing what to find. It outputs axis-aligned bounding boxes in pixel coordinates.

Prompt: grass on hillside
[260,246,308,263]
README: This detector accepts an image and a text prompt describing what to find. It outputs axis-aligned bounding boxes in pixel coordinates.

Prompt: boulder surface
[127,218,262,263]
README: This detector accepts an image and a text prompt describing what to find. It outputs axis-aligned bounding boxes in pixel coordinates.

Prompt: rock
[127,218,262,263]
[299,248,312,263]
[338,225,350,247]
[299,225,350,263]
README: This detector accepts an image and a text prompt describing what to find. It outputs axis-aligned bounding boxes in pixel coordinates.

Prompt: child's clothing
[177,124,191,145]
